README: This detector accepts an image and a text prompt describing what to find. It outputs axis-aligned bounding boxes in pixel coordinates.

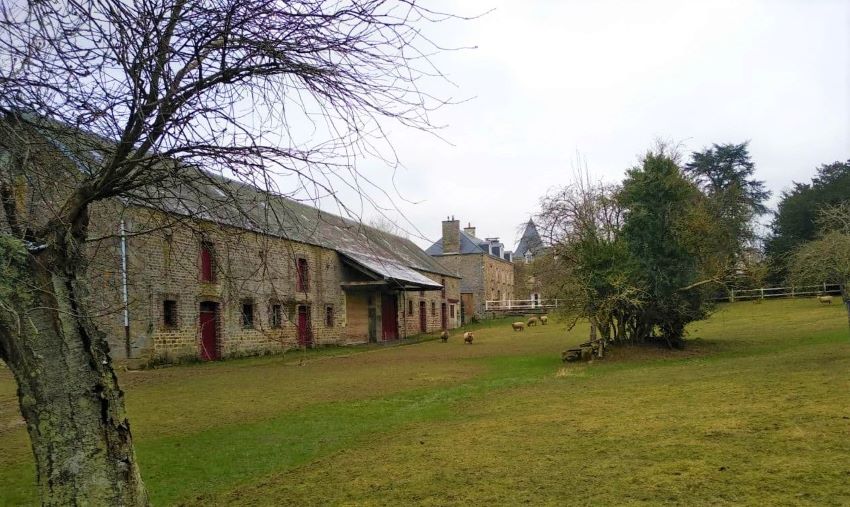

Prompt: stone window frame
[450,304,455,318]
[431,300,436,316]
[295,256,310,292]
[269,300,283,329]
[241,298,255,329]
[407,299,413,316]
[161,295,179,329]
[325,304,334,328]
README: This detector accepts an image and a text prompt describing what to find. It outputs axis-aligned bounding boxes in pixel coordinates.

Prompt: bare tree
[789,204,850,332]
[0,1,464,504]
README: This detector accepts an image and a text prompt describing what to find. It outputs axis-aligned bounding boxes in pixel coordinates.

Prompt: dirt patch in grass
[600,338,718,363]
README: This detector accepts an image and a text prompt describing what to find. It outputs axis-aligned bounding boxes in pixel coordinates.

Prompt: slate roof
[7,115,457,282]
[427,229,508,257]
[137,171,457,280]
[514,219,544,257]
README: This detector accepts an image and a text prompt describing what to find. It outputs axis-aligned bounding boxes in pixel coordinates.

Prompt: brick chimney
[442,216,460,253]
[463,223,476,238]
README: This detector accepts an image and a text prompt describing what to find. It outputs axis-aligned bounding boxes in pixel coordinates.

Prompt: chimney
[442,216,460,253]
[463,222,476,238]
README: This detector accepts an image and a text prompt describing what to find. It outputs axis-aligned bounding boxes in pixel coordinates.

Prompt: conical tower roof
[514,219,543,257]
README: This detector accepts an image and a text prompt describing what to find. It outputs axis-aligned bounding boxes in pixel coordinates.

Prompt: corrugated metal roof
[340,250,442,289]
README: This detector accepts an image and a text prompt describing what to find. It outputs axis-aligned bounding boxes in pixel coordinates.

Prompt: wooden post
[729,289,735,303]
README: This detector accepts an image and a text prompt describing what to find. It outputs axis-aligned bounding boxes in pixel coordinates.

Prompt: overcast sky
[328,0,849,250]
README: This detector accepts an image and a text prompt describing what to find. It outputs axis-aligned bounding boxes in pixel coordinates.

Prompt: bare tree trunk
[0,235,147,505]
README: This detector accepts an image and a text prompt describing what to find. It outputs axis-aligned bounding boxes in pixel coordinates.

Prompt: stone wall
[398,274,461,337]
[483,255,515,303]
[85,205,342,361]
[84,203,459,362]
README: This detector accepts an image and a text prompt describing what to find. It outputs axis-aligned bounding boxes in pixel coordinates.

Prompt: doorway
[199,301,219,361]
[297,305,312,347]
[419,300,427,333]
[381,293,398,340]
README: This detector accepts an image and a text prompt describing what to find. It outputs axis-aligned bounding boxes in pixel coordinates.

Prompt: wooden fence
[714,283,843,302]
[484,298,561,312]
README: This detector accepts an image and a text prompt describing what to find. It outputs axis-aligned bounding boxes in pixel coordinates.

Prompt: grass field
[1,299,849,506]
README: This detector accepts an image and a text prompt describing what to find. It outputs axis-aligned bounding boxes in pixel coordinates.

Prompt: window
[450,304,455,318]
[325,306,334,327]
[431,301,436,315]
[270,303,283,328]
[296,258,309,291]
[441,278,446,298]
[241,300,255,328]
[408,300,413,316]
[163,299,178,328]
[200,241,215,282]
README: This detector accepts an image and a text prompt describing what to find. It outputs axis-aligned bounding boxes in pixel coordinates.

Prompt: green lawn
[1,299,849,506]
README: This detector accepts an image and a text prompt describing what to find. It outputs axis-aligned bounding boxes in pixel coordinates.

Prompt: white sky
[322,0,850,250]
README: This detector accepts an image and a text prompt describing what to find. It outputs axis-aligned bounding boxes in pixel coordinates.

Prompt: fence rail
[485,299,561,311]
[486,285,842,310]
[713,283,843,302]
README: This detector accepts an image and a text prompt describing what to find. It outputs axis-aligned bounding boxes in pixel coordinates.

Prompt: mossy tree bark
[0,220,147,506]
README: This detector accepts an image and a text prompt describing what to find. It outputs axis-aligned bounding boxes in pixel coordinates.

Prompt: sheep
[440,330,449,342]
[540,315,548,325]
[512,322,525,332]
[527,316,539,327]
[463,331,474,344]
[818,295,833,305]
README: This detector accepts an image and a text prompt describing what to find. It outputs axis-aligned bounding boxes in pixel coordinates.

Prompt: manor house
[426,218,515,320]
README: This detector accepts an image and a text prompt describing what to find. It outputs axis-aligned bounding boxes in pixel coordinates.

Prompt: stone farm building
[0,118,461,363]
[426,218,515,320]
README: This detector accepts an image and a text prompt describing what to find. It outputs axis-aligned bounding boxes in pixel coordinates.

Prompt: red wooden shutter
[200,242,214,282]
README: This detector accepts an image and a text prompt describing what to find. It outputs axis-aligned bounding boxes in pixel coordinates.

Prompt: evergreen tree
[684,142,769,265]
[765,160,850,274]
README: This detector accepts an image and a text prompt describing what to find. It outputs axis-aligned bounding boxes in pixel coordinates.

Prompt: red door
[419,301,427,333]
[441,303,447,330]
[381,294,398,340]
[199,302,218,360]
[297,305,312,347]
